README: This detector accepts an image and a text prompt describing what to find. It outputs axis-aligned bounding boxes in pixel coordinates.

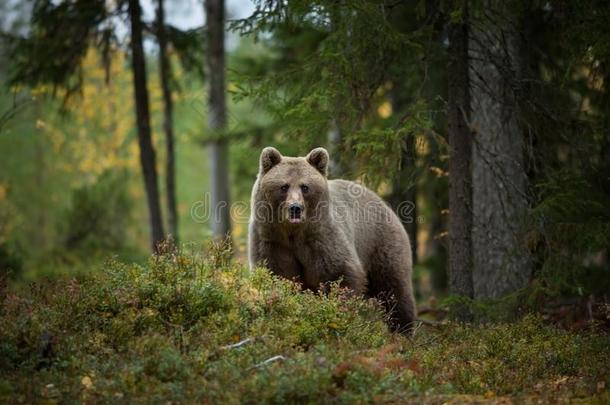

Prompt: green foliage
[231,0,433,180]
[528,172,610,297]
[417,315,609,397]
[61,169,133,252]
[164,25,206,81]
[350,99,437,187]
[0,253,608,402]
[7,0,109,96]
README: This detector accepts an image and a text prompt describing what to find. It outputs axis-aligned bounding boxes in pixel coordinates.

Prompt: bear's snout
[288,202,304,223]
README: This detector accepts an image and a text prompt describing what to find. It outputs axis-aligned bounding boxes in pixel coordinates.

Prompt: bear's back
[328,179,410,269]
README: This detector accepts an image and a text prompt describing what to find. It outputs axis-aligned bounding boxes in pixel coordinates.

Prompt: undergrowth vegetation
[1,250,608,403]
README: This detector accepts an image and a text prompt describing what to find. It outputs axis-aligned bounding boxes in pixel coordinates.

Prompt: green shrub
[61,169,133,252]
[0,251,608,403]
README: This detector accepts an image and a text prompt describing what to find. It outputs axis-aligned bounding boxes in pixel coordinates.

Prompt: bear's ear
[306,147,329,177]
[259,147,282,174]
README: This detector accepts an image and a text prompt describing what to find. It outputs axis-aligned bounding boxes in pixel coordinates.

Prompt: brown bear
[248,147,416,333]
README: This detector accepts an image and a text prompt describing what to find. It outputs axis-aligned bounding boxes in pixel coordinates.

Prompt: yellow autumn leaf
[81,375,93,389]
[228,82,239,92]
[377,101,392,119]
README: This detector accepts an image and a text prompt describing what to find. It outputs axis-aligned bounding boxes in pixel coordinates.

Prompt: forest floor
[1,249,608,404]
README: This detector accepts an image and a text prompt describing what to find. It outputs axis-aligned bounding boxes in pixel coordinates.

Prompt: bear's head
[255,147,329,226]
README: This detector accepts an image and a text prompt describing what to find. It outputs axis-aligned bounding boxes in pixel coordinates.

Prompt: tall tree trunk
[327,5,344,178]
[327,119,344,178]
[156,0,178,243]
[389,82,417,264]
[205,0,231,239]
[390,137,417,263]
[128,0,165,252]
[470,3,531,299]
[447,0,474,318]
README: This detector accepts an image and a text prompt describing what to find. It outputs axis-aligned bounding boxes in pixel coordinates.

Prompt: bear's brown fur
[248,147,416,333]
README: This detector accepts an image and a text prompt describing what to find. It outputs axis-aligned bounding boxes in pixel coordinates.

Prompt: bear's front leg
[254,241,304,284]
[298,240,367,295]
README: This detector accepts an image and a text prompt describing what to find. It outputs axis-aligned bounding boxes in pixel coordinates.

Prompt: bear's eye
[300,185,309,194]
[280,184,289,193]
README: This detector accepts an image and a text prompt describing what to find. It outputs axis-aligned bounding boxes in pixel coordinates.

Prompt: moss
[0,251,608,403]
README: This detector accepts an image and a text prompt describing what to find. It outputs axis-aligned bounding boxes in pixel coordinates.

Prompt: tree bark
[447,1,474,317]
[205,0,231,239]
[327,119,345,178]
[469,3,531,299]
[128,0,165,252]
[156,0,178,244]
[391,137,417,264]
[326,3,345,179]
[388,81,417,264]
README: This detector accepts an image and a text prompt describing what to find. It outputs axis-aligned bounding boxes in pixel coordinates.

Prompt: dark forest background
[0,0,609,402]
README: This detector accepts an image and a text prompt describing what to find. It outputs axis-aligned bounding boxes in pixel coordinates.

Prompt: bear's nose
[288,203,303,218]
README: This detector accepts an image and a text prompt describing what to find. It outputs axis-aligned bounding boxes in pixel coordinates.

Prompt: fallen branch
[221,337,256,350]
[251,355,286,370]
